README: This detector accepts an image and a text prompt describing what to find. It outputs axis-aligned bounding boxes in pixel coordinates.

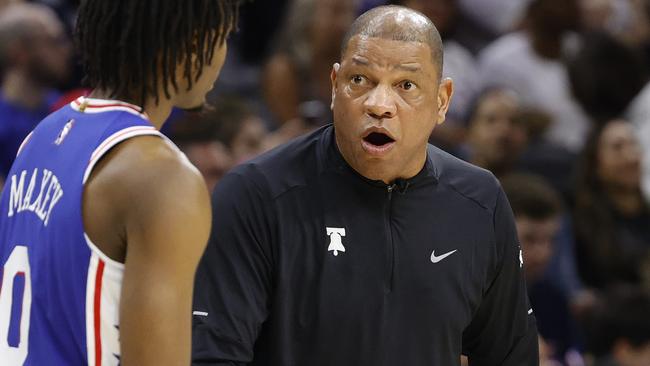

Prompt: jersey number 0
[0,245,32,365]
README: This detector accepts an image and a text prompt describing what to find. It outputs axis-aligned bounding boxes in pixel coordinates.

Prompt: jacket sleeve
[462,188,539,366]
[192,171,274,365]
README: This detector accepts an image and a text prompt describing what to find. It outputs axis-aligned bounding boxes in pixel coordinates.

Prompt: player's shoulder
[89,135,208,206]
[428,144,501,211]
[221,125,329,200]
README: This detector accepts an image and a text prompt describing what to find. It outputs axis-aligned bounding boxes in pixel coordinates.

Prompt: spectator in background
[262,0,358,128]
[566,31,650,203]
[478,0,591,153]
[568,31,647,125]
[209,97,267,164]
[0,2,71,178]
[502,173,583,365]
[169,98,267,190]
[459,88,527,177]
[573,119,650,290]
[585,286,650,366]
[169,113,234,192]
[390,0,479,152]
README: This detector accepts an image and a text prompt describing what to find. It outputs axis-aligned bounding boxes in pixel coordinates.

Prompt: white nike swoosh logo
[430,249,457,263]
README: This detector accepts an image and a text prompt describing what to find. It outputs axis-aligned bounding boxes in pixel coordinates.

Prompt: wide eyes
[350,75,367,85]
[349,75,418,92]
[399,80,416,91]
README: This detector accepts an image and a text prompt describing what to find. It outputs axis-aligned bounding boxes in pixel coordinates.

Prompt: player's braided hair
[75,0,240,107]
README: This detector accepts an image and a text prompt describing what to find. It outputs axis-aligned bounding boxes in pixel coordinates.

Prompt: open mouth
[361,131,396,156]
[363,132,395,147]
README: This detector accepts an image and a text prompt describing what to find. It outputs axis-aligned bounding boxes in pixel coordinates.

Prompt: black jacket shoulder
[224,126,329,200]
[427,145,502,212]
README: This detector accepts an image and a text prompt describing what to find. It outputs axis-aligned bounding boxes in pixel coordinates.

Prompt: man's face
[516,216,559,282]
[230,116,266,163]
[175,36,229,110]
[182,140,233,192]
[467,90,526,172]
[25,16,72,86]
[331,35,452,183]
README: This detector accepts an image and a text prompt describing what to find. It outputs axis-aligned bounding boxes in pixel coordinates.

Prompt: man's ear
[436,77,454,125]
[330,62,340,110]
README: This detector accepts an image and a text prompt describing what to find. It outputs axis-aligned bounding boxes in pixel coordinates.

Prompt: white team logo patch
[519,248,524,268]
[326,227,346,256]
[55,119,75,145]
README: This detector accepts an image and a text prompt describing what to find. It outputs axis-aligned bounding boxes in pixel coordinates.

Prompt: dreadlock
[75,0,241,108]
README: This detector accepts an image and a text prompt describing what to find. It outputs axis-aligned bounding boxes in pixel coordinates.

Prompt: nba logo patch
[55,119,74,145]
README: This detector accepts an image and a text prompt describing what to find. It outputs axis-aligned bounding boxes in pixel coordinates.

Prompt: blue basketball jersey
[0,97,163,365]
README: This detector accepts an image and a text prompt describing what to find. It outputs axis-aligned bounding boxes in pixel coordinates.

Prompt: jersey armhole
[82,126,163,268]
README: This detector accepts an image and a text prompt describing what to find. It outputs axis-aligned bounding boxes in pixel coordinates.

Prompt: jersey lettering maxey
[0,97,161,365]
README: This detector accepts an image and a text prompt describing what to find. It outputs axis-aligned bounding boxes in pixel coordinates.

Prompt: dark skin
[81,41,227,365]
[331,8,453,184]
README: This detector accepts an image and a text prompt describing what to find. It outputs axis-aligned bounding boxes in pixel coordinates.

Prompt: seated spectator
[567,31,647,125]
[169,98,268,191]
[585,286,650,366]
[566,31,650,203]
[210,98,267,164]
[0,3,71,178]
[459,88,527,177]
[478,0,591,152]
[168,113,234,192]
[573,119,650,289]
[502,173,583,365]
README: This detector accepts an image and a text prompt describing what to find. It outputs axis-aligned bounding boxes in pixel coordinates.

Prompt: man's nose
[363,85,397,119]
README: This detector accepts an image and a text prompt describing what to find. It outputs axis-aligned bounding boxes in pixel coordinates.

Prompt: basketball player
[0,0,240,365]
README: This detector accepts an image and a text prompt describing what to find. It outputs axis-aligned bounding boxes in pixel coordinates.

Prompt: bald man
[192,5,539,365]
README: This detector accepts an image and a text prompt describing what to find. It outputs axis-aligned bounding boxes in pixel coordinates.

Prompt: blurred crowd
[1,0,650,365]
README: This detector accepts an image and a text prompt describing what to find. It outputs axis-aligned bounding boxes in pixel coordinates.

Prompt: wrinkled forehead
[344,35,430,62]
[342,35,440,79]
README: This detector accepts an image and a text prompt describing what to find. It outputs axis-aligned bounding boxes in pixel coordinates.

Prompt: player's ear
[330,63,340,110]
[436,77,453,125]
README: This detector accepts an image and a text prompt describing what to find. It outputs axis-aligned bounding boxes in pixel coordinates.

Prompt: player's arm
[192,170,274,365]
[462,188,539,366]
[94,137,211,365]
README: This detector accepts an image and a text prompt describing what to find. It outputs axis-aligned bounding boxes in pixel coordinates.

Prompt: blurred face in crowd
[182,141,233,192]
[229,115,266,163]
[400,0,458,36]
[331,34,453,183]
[596,119,641,192]
[516,215,559,282]
[22,9,72,86]
[467,90,526,174]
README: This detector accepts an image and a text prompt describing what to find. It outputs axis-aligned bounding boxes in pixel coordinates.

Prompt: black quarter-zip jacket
[192,125,539,366]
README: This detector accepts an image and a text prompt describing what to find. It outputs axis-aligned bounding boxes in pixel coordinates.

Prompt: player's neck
[88,89,173,130]
[2,71,48,109]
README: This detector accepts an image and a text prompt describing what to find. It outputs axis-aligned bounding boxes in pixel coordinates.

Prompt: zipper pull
[387,184,396,199]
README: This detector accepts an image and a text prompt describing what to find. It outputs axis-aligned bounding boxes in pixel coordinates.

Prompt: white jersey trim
[82,126,161,184]
[85,252,123,366]
[15,131,34,157]
[70,97,149,120]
